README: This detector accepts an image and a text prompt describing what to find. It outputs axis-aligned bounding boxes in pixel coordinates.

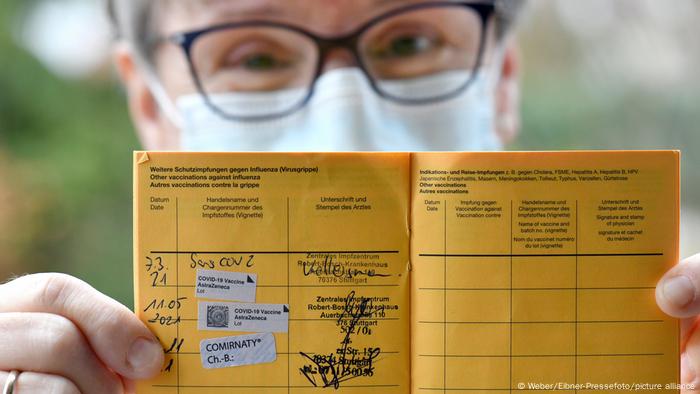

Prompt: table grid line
[152,250,400,254]
[509,200,513,394]
[419,287,655,291]
[175,197,180,394]
[178,317,401,322]
[155,284,400,288]
[417,320,664,324]
[287,197,291,394]
[153,384,399,389]
[417,388,679,392]
[444,199,448,394]
[418,353,664,358]
[575,200,579,394]
[418,253,663,257]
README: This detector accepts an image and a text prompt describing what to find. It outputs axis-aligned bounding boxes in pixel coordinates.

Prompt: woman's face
[115,0,521,150]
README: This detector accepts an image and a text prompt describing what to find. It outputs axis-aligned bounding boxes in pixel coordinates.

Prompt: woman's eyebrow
[195,0,289,19]
[373,0,443,6]
[374,0,407,5]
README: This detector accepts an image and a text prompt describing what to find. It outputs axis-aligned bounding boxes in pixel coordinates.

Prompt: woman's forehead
[158,0,459,34]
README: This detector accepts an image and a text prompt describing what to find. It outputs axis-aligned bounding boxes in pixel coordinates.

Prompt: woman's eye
[389,35,433,57]
[241,53,288,71]
[216,40,295,73]
[370,33,441,60]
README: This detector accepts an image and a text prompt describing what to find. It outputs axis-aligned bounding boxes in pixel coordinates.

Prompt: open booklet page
[411,151,679,393]
[134,152,411,393]
[135,151,679,394]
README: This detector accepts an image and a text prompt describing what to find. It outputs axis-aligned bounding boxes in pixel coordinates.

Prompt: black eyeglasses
[161,1,495,121]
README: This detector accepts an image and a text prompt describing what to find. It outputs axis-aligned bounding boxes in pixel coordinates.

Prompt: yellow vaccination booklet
[134,151,680,393]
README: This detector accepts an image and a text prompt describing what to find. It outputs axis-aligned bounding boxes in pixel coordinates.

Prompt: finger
[656,254,700,318]
[682,321,700,391]
[123,378,137,394]
[681,318,698,350]
[122,379,136,394]
[682,352,698,390]
[0,370,81,394]
[677,310,699,391]
[0,273,163,380]
[0,313,123,394]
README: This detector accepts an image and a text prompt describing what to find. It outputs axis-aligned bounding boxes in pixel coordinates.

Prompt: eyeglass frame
[158,1,496,122]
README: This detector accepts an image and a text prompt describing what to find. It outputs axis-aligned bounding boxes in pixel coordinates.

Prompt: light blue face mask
[175,67,502,152]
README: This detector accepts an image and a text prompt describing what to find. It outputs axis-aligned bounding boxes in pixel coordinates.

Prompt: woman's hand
[657,253,700,390]
[0,273,164,393]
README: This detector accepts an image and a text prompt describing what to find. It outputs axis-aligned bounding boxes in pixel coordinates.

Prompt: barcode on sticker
[198,301,289,333]
[200,333,276,369]
[195,269,256,302]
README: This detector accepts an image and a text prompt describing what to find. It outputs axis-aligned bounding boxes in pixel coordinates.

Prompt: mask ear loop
[478,32,509,95]
[488,2,525,92]
[486,34,518,148]
[129,44,186,132]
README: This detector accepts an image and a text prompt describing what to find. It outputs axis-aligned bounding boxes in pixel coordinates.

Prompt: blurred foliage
[0,0,138,305]
[515,1,700,204]
[0,0,698,308]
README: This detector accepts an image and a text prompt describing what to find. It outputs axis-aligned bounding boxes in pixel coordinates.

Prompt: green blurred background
[1,0,698,308]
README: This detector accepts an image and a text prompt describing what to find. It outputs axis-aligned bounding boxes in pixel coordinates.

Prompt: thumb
[657,253,700,318]
[682,323,700,388]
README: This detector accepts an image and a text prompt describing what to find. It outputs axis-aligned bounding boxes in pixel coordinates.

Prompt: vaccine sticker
[200,333,277,369]
[195,269,257,302]
[198,301,289,333]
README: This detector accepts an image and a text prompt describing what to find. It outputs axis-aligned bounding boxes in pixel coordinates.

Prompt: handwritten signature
[299,291,384,389]
[301,254,391,280]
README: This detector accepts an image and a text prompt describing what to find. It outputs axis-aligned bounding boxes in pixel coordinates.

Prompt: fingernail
[662,275,696,308]
[127,337,162,370]
[683,352,697,384]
